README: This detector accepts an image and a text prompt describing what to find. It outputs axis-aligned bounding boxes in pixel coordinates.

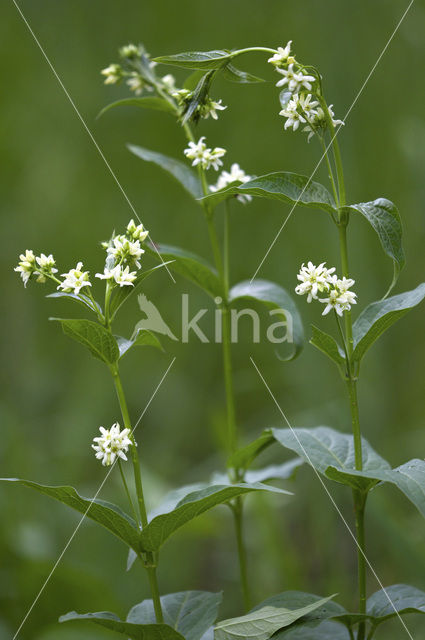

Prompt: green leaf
[59,611,185,640]
[200,172,337,215]
[128,591,223,640]
[213,460,303,485]
[272,426,390,492]
[276,621,351,639]
[222,63,265,83]
[109,262,174,319]
[140,482,291,552]
[0,479,141,552]
[182,70,216,125]
[50,318,119,365]
[326,458,425,516]
[154,50,232,69]
[214,596,335,640]
[98,97,176,119]
[352,283,425,363]
[47,291,103,315]
[343,198,404,294]
[366,583,425,625]
[147,243,223,299]
[252,591,347,628]
[229,279,304,360]
[128,145,202,199]
[227,430,275,471]
[310,325,346,370]
[116,329,163,359]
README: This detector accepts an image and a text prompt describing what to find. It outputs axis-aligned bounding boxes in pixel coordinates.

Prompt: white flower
[127,219,149,242]
[295,261,336,302]
[319,275,357,315]
[34,253,58,283]
[119,43,141,59]
[200,98,227,120]
[14,250,36,286]
[92,423,133,466]
[162,74,177,92]
[210,163,252,203]
[114,265,138,286]
[279,94,307,131]
[58,262,92,295]
[328,104,344,128]
[268,41,293,67]
[321,288,347,316]
[107,235,144,268]
[101,64,122,85]
[126,73,145,95]
[276,63,315,92]
[184,137,227,171]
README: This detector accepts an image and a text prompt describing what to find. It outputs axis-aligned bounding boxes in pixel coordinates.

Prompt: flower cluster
[268,40,343,142]
[14,251,58,287]
[184,136,226,171]
[58,262,92,295]
[101,43,156,95]
[97,219,149,287]
[92,423,133,466]
[295,261,357,316]
[209,163,253,204]
[173,88,227,121]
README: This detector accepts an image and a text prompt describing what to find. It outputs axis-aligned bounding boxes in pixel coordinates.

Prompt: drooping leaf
[326,459,425,517]
[276,620,351,639]
[59,611,184,640]
[116,329,163,359]
[128,591,223,640]
[309,325,346,371]
[352,283,425,364]
[227,430,275,471]
[140,482,291,552]
[0,479,141,552]
[272,426,391,492]
[214,596,335,640]
[229,280,304,360]
[154,50,232,69]
[109,262,174,319]
[50,318,119,365]
[128,145,202,199]
[222,63,265,83]
[200,172,337,216]
[98,97,176,120]
[147,243,223,299]
[342,198,404,294]
[47,291,103,315]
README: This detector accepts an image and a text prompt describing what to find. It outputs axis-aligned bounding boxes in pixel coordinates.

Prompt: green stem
[111,366,163,623]
[338,224,354,357]
[366,625,377,640]
[319,136,339,207]
[118,459,139,526]
[354,491,367,640]
[223,200,230,298]
[104,281,113,330]
[233,498,251,611]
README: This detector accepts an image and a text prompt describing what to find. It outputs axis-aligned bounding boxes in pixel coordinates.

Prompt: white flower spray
[295,261,357,316]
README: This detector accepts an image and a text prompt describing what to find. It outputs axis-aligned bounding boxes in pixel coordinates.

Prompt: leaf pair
[61,590,221,640]
[272,426,425,515]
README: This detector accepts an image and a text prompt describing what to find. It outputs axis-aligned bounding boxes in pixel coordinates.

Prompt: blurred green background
[1,0,424,638]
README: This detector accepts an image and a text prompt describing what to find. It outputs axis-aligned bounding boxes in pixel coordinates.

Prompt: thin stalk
[338,224,354,356]
[319,136,339,206]
[111,367,164,623]
[354,491,367,640]
[223,200,230,298]
[366,625,377,640]
[118,459,139,526]
[232,499,252,611]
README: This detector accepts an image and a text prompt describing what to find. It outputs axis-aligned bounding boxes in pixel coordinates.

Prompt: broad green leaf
[47,291,103,315]
[352,283,425,363]
[272,426,390,492]
[222,63,265,83]
[227,430,275,471]
[342,198,404,294]
[229,280,304,360]
[214,596,335,640]
[200,172,337,215]
[50,318,119,365]
[326,458,425,517]
[154,50,232,69]
[0,479,141,552]
[128,591,223,640]
[276,620,351,639]
[148,244,223,299]
[366,583,425,625]
[201,629,214,640]
[109,262,174,319]
[116,329,163,359]
[128,145,202,199]
[59,611,184,640]
[140,482,291,552]
[310,325,346,370]
[98,97,175,119]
